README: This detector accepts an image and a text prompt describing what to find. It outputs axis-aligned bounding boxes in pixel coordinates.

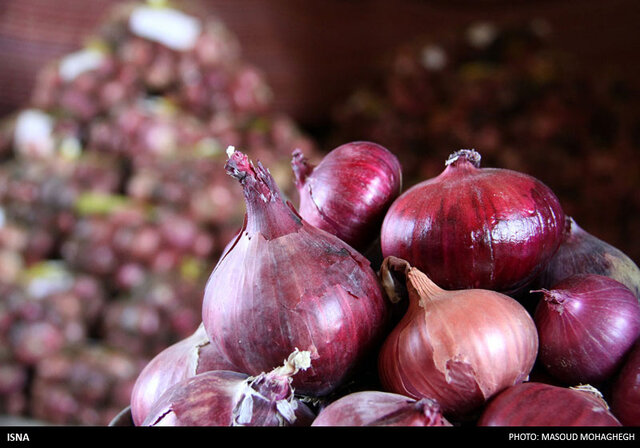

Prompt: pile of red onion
[124,145,640,427]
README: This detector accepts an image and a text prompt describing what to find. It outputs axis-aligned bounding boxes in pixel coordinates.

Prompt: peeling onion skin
[536,216,640,301]
[292,141,402,252]
[130,323,236,426]
[380,149,565,293]
[377,257,538,420]
[611,342,640,426]
[202,148,390,397]
[478,382,622,427]
[311,391,451,426]
[142,350,316,427]
[533,274,640,386]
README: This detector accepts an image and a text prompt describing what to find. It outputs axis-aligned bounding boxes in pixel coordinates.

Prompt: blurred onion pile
[0,1,317,425]
[331,20,640,264]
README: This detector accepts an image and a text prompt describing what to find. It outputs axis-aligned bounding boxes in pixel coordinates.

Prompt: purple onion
[610,342,640,426]
[130,323,236,426]
[292,141,402,252]
[534,274,640,385]
[478,382,621,426]
[537,216,640,300]
[311,391,451,426]
[142,349,315,426]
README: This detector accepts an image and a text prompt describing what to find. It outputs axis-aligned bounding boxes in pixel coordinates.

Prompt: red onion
[311,391,451,426]
[380,149,565,293]
[130,323,236,426]
[478,382,621,426]
[202,148,390,396]
[377,257,538,420]
[611,342,640,426]
[142,349,316,426]
[292,141,402,252]
[533,274,640,385]
[537,216,640,300]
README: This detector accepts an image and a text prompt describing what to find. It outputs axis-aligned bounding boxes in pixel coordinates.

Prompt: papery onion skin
[380,149,565,293]
[142,350,316,427]
[478,382,621,426]
[611,342,640,426]
[292,141,402,252]
[533,274,640,385]
[311,391,451,426]
[377,257,538,420]
[202,148,390,397]
[537,216,640,300]
[130,323,236,426]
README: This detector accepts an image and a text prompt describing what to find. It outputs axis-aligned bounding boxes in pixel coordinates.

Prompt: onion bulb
[377,256,538,420]
[478,382,621,426]
[292,141,402,252]
[537,216,640,300]
[142,349,315,426]
[311,391,451,426]
[201,147,390,396]
[130,323,236,426]
[533,274,640,385]
[610,342,640,426]
[380,149,565,293]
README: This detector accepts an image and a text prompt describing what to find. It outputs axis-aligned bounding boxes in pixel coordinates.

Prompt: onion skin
[292,141,402,252]
[129,323,236,426]
[478,382,621,426]
[533,274,640,385]
[142,350,316,426]
[611,342,640,426]
[377,256,538,420]
[380,149,565,293]
[202,148,390,397]
[311,391,451,426]
[537,216,640,300]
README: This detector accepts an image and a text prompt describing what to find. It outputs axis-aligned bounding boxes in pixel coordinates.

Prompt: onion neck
[291,148,315,191]
[445,149,482,169]
[226,147,303,239]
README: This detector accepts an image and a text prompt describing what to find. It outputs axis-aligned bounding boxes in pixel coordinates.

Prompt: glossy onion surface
[381,149,565,292]
[478,382,621,426]
[202,148,390,396]
[377,257,538,420]
[534,274,640,385]
[292,141,402,252]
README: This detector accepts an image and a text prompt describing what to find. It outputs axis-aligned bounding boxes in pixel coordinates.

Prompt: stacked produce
[127,144,639,427]
[0,1,317,425]
[331,20,640,264]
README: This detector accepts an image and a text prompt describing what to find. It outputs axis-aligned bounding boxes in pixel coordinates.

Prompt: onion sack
[201,147,390,397]
[380,149,565,293]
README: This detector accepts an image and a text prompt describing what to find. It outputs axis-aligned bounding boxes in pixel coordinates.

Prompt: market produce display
[0,1,317,425]
[1,3,639,430]
[126,145,639,427]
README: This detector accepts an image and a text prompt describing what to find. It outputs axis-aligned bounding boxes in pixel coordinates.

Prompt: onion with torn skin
[377,256,538,420]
